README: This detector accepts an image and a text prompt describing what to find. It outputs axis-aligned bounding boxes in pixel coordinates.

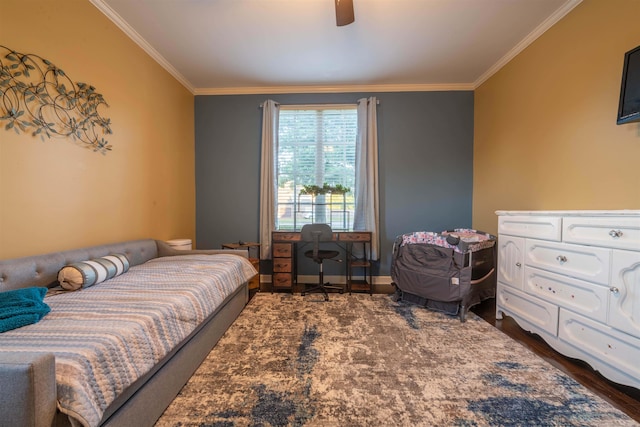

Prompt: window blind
[276,106,357,231]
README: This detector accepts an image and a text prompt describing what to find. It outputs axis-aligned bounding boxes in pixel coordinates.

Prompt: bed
[0,239,256,427]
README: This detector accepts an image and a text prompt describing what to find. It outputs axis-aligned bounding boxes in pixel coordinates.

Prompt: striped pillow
[58,254,130,291]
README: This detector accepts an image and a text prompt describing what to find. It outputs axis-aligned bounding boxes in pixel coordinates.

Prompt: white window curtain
[353,96,380,260]
[259,99,279,260]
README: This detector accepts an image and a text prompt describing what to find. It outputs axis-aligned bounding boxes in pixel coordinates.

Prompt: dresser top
[495,210,640,217]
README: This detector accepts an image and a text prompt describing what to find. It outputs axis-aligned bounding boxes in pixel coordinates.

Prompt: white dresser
[495,210,640,390]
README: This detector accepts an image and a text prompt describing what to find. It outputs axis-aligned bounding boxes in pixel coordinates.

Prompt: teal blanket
[0,287,51,333]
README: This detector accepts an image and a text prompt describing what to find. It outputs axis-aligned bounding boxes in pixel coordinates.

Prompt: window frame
[275,104,358,231]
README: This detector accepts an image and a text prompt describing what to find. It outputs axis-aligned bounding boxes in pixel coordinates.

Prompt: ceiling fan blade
[335,0,354,26]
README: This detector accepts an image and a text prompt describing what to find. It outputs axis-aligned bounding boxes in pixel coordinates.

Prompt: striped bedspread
[0,254,256,427]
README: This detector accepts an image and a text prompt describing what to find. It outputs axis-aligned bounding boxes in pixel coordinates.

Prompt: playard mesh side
[391,229,496,322]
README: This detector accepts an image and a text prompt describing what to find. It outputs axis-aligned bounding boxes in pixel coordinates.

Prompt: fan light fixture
[335,0,355,26]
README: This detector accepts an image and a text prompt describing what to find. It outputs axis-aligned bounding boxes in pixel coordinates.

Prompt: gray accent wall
[195,91,474,276]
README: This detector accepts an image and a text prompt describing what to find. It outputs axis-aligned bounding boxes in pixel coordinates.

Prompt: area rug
[155,293,637,426]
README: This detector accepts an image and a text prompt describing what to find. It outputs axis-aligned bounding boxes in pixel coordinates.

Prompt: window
[276,105,357,231]
[260,97,378,260]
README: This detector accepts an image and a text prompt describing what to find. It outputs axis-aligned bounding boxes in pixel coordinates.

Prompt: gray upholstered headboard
[0,239,159,292]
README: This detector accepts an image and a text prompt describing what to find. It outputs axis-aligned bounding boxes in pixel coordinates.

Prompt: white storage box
[166,239,192,250]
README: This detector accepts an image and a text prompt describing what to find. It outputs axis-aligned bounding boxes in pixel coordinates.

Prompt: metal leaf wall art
[0,45,113,154]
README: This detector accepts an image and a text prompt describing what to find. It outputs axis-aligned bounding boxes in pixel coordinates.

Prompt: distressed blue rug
[156,293,637,426]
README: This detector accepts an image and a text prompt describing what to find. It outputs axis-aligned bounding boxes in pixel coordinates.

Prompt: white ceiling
[93,0,582,95]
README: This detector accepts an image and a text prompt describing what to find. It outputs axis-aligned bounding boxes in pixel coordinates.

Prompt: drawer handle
[556,255,567,264]
[609,229,623,238]
[610,287,619,294]
[515,262,522,268]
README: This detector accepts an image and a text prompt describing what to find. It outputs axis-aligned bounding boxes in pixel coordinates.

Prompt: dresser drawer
[273,258,292,272]
[559,310,640,389]
[272,243,292,257]
[498,215,562,241]
[272,232,301,242]
[497,283,559,336]
[524,266,608,323]
[525,239,610,285]
[272,273,292,289]
[339,232,370,242]
[563,216,640,251]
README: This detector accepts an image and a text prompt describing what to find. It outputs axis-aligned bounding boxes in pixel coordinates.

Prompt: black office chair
[300,223,343,301]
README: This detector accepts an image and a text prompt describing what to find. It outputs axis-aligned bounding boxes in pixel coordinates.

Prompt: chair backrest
[300,223,334,243]
[301,224,334,261]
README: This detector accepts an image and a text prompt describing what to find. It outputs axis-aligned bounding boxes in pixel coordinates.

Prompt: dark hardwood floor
[470,298,640,422]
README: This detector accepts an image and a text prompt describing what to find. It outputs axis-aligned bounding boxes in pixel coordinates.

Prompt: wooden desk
[271,231,372,294]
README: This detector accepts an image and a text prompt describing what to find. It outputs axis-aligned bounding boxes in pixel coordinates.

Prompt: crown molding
[194,83,474,96]
[473,0,583,88]
[89,0,196,94]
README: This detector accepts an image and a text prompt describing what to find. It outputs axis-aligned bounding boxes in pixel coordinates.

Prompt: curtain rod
[259,99,380,108]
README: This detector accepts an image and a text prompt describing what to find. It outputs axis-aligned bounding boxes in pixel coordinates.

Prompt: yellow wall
[473,0,640,235]
[0,0,195,258]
